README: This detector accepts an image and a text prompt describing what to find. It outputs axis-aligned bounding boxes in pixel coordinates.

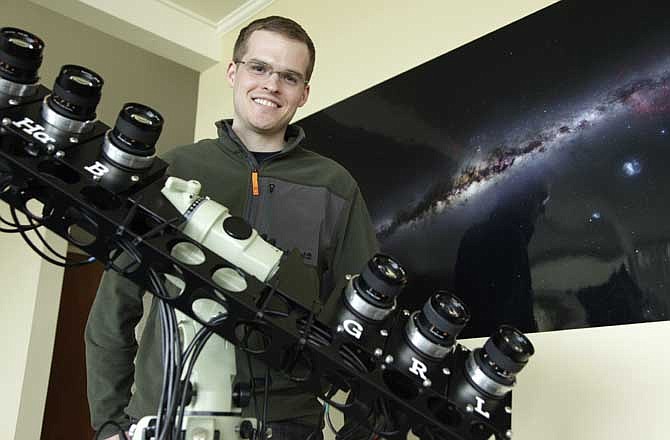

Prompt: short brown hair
[233,16,316,82]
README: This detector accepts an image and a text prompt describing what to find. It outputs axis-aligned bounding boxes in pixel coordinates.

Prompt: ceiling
[166,0,250,25]
[29,0,275,71]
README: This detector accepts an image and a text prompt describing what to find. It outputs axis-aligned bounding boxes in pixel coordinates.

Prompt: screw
[131,175,140,182]
[380,364,387,370]
[505,406,512,414]
[466,404,474,413]
[55,151,65,159]
[345,274,352,281]
[336,325,344,333]
[374,348,383,357]
[8,99,19,105]
[93,174,102,181]
[380,329,389,337]
[384,355,394,364]
[442,367,451,375]
[69,136,78,143]
[506,429,513,438]
[2,117,11,126]
[422,379,432,388]
[46,144,55,153]
[402,309,410,317]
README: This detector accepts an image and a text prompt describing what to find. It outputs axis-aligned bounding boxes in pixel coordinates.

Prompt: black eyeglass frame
[234,60,309,86]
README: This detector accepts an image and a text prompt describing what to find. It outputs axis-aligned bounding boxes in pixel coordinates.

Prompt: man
[86,16,379,439]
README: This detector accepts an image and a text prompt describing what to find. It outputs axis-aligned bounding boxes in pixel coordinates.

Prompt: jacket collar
[215,119,305,158]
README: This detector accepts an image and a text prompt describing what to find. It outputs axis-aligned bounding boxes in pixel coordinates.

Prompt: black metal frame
[0,92,513,440]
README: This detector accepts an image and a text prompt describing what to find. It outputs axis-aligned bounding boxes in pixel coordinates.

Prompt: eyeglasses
[235,60,308,87]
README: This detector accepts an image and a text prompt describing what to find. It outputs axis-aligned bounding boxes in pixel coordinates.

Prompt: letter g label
[342,319,364,339]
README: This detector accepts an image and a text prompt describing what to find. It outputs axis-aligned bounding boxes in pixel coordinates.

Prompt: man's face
[226,30,310,138]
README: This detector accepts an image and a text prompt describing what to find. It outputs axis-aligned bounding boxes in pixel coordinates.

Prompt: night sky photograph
[299,0,670,337]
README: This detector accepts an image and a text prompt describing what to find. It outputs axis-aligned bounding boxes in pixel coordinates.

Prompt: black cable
[245,352,262,439]
[28,218,67,258]
[151,263,220,440]
[152,274,182,440]
[150,272,185,440]
[9,205,94,267]
[371,398,399,438]
[24,214,96,264]
[107,239,143,275]
[158,300,181,440]
[260,366,271,440]
[174,328,214,439]
[0,207,43,232]
[0,212,33,232]
[132,215,185,245]
[155,300,169,440]
[261,288,290,318]
[150,265,227,440]
[148,267,179,301]
[296,317,368,375]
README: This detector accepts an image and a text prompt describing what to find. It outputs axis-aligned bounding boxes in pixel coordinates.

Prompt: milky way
[377,68,670,240]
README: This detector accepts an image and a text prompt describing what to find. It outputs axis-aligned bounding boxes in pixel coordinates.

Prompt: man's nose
[262,71,281,91]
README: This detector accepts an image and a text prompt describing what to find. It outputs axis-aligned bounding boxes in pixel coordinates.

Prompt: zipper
[251,170,260,196]
[242,153,260,222]
[241,149,283,225]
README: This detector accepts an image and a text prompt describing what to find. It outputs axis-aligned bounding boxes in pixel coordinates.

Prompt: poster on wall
[299,0,670,337]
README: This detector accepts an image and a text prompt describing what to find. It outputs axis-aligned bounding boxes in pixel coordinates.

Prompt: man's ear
[226,62,237,87]
[298,83,310,108]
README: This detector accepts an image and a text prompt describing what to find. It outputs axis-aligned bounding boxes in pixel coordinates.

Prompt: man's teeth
[253,98,278,108]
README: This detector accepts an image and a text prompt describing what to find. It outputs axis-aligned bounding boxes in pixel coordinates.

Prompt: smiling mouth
[253,97,280,108]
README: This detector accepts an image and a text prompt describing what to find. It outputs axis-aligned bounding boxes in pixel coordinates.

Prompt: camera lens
[48,64,103,121]
[358,254,407,301]
[0,27,44,85]
[483,325,534,372]
[405,291,470,359]
[103,103,164,169]
[111,103,163,155]
[464,326,534,397]
[417,292,470,342]
[343,254,407,321]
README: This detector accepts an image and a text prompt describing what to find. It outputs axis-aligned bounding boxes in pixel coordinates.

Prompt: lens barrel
[102,102,163,169]
[48,64,103,121]
[343,254,407,321]
[405,291,470,359]
[111,103,163,155]
[464,326,534,397]
[0,27,44,85]
[482,325,534,374]
[357,254,407,302]
[416,291,470,346]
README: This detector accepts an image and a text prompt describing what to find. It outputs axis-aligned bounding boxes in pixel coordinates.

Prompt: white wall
[4,1,666,438]
[320,322,670,440]
[0,205,66,440]
[195,0,560,139]
[3,0,199,153]
[193,1,670,439]
[0,1,199,438]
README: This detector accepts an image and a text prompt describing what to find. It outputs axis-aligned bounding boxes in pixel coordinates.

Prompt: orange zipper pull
[251,170,260,196]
